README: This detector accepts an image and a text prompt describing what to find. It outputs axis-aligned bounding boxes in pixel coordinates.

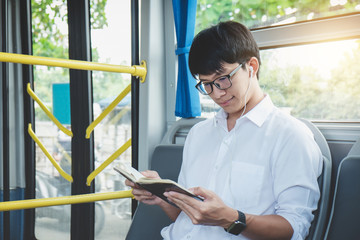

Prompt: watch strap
[224,210,246,235]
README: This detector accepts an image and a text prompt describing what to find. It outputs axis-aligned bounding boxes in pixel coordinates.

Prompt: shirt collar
[214,94,274,128]
[244,94,274,127]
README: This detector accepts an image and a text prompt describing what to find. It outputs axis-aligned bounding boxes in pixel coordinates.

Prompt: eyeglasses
[195,64,243,95]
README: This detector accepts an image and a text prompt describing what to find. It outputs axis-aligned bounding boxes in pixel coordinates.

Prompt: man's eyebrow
[198,78,212,82]
[198,70,225,82]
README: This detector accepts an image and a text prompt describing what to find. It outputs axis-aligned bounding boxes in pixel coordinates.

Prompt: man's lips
[218,97,234,106]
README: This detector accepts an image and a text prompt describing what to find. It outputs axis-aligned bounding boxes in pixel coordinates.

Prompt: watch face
[228,221,246,235]
[226,210,246,235]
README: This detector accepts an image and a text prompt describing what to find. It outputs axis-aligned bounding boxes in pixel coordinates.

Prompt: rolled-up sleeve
[272,124,323,239]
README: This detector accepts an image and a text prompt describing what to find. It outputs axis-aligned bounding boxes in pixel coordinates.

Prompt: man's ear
[248,57,259,78]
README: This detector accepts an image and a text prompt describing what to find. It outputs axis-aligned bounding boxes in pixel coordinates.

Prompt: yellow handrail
[106,106,130,128]
[54,140,72,163]
[0,52,147,82]
[86,84,131,139]
[27,83,73,137]
[0,190,133,211]
[28,124,73,182]
[87,139,132,186]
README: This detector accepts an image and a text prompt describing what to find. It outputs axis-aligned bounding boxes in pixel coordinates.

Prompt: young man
[126,21,322,240]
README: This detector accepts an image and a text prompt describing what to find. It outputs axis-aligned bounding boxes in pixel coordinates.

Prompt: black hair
[189,21,261,78]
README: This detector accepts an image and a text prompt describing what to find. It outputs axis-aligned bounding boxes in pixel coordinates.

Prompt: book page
[122,164,144,180]
[114,164,144,183]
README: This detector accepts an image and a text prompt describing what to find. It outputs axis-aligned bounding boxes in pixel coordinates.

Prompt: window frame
[252,13,360,49]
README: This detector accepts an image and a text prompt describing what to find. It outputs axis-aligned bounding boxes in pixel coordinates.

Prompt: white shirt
[161,95,323,240]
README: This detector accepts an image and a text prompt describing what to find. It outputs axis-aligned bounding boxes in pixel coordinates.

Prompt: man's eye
[203,82,211,87]
[217,76,228,82]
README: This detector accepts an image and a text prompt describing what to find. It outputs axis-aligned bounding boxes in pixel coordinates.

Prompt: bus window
[196,1,360,122]
[260,39,360,121]
[32,0,72,238]
[91,0,132,238]
[32,0,132,238]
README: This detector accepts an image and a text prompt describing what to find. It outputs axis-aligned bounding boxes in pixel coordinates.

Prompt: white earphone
[249,66,254,78]
[240,65,253,118]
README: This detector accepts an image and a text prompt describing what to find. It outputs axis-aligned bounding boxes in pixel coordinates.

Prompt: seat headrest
[348,137,360,157]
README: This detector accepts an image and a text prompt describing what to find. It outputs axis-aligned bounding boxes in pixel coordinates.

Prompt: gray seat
[324,137,360,240]
[299,119,332,240]
[126,145,184,240]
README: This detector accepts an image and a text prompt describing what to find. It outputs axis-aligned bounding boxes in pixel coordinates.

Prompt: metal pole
[1,0,10,239]
[131,0,140,216]
[67,0,94,239]
[20,0,36,239]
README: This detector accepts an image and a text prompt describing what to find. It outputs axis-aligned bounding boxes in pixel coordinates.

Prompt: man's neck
[227,91,265,131]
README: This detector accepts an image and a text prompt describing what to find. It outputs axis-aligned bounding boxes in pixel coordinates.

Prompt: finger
[164,192,200,212]
[131,188,152,195]
[125,179,136,188]
[190,187,213,200]
[141,170,160,179]
[166,194,201,224]
[166,191,203,208]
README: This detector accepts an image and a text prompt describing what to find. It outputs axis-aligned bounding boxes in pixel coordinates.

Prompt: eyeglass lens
[198,76,231,95]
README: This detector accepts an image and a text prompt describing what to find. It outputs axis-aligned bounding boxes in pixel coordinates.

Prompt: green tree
[325,40,360,120]
[196,0,357,32]
[32,0,108,58]
[31,0,128,119]
[260,40,360,121]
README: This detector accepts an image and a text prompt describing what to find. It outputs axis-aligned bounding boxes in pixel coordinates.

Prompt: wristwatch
[224,210,247,235]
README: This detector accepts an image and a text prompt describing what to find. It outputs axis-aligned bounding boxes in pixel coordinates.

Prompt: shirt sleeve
[271,122,323,239]
[177,126,196,188]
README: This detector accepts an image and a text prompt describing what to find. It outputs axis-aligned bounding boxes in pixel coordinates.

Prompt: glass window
[196,0,360,31]
[32,0,72,238]
[91,0,132,238]
[260,39,360,121]
[32,0,132,238]
[196,1,360,122]
[199,39,360,121]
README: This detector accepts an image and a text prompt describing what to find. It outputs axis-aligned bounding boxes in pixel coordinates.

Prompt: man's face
[198,62,253,118]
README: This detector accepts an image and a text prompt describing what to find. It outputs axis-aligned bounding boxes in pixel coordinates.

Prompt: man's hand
[164,187,238,228]
[125,170,164,206]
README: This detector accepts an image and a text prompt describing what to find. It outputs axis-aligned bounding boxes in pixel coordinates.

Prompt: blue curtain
[172,0,201,118]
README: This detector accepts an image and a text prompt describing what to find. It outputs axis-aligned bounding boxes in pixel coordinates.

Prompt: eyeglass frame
[195,63,244,95]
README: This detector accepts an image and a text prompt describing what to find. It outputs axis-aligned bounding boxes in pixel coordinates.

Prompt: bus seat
[161,118,205,145]
[299,119,332,240]
[324,137,360,240]
[126,145,184,240]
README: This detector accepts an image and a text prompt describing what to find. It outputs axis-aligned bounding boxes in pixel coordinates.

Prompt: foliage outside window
[260,39,360,121]
[32,0,128,120]
[196,0,360,31]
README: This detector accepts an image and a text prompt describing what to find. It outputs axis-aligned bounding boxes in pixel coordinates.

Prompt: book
[114,164,203,207]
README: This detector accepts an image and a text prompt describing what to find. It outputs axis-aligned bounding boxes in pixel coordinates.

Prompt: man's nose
[211,86,226,98]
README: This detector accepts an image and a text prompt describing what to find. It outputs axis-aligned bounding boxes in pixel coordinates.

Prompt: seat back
[125,145,184,240]
[299,119,332,240]
[324,138,360,240]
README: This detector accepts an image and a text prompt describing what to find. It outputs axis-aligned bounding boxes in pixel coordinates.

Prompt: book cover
[114,164,202,207]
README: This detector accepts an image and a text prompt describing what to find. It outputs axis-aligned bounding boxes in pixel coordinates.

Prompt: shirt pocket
[230,161,265,210]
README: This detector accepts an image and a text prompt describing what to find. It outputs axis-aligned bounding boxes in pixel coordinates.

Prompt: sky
[91,0,132,65]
